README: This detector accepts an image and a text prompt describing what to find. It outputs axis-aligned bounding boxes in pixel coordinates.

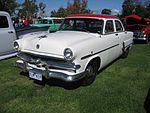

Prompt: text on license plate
[29,71,42,81]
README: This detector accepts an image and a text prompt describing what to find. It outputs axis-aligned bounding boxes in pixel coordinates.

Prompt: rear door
[0,13,16,55]
[102,20,120,64]
[114,20,127,55]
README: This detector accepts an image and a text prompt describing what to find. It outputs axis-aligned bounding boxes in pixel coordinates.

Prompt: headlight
[14,41,19,51]
[142,30,145,34]
[64,48,73,61]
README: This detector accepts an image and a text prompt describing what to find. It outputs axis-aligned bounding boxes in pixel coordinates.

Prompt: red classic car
[122,14,150,43]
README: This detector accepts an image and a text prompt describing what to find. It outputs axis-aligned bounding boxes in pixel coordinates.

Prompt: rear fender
[123,39,133,51]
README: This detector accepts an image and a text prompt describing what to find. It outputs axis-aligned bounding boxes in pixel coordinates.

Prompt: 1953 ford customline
[14,14,133,86]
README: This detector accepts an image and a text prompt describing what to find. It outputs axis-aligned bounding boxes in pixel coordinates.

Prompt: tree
[39,2,46,18]
[18,0,38,19]
[122,0,136,16]
[80,0,91,13]
[135,4,147,17]
[144,0,150,6]
[50,0,92,17]
[122,0,150,17]
[144,0,150,17]
[51,7,67,17]
[0,0,18,15]
[51,10,57,17]
[67,0,92,14]
[146,4,150,17]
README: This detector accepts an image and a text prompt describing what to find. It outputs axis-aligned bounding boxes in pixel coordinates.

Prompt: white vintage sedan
[14,14,133,85]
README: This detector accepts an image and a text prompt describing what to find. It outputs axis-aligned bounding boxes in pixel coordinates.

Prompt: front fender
[83,55,101,71]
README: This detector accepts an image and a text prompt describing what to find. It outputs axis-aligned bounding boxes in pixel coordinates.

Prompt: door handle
[115,34,118,36]
[8,31,14,34]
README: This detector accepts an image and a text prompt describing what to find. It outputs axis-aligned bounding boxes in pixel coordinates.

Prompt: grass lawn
[0,44,150,113]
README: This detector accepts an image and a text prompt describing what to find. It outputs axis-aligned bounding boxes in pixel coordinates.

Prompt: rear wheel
[82,62,98,86]
[121,48,129,58]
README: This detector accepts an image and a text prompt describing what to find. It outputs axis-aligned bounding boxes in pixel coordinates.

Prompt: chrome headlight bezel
[14,41,19,51]
[64,48,74,61]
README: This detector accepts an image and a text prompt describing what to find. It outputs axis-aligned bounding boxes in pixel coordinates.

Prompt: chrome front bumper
[16,60,85,82]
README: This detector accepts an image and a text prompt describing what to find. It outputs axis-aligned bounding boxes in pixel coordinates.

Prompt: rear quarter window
[0,16,9,28]
[54,19,63,24]
[115,20,124,32]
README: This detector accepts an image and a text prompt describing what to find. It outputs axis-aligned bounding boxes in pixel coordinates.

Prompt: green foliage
[51,7,68,17]
[145,4,150,17]
[122,0,137,16]
[135,5,148,17]
[0,0,18,15]
[18,0,38,18]
[51,0,92,17]
[122,0,150,17]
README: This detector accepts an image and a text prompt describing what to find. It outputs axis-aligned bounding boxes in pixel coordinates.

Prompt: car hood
[21,31,95,58]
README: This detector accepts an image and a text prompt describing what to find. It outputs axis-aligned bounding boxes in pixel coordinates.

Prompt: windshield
[59,18,104,34]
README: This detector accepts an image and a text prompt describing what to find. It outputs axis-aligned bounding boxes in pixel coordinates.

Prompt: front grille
[133,31,145,38]
[18,52,65,62]
[17,52,77,72]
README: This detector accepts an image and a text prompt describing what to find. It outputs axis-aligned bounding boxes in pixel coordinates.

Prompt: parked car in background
[15,14,133,86]
[0,11,50,60]
[30,17,64,32]
[122,14,150,43]
[0,11,17,60]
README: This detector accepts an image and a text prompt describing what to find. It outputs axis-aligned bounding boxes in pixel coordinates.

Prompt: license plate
[29,70,42,81]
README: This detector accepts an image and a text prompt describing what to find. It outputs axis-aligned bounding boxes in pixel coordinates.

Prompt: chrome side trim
[81,44,119,60]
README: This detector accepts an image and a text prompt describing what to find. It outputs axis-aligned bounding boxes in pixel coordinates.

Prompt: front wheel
[82,62,98,86]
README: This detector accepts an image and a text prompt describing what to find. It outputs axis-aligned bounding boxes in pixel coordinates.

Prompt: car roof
[0,11,9,15]
[66,14,119,19]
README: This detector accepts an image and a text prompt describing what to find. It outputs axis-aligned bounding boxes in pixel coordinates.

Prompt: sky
[17,0,124,15]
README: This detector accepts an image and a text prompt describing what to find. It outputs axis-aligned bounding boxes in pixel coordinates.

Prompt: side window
[54,19,63,24]
[76,20,86,29]
[42,19,48,24]
[49,20,53,24]
[88,20,103,34]
[115,20,123,32]
[0,16,9,28]
[105,20,114,33]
